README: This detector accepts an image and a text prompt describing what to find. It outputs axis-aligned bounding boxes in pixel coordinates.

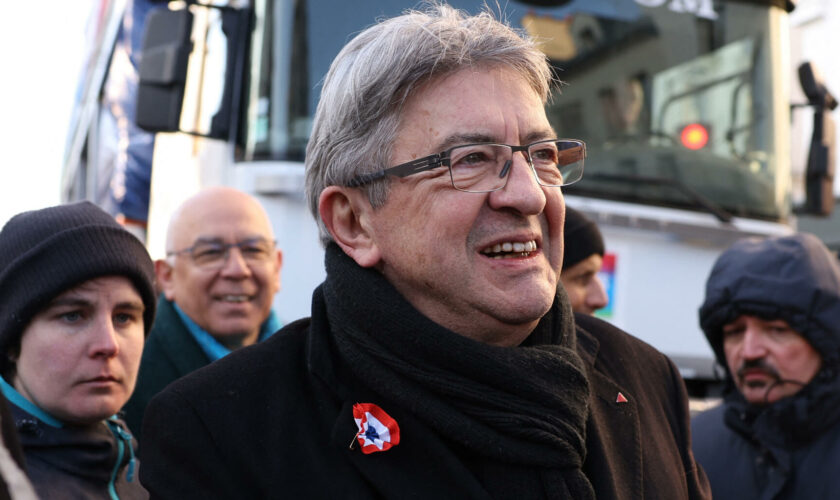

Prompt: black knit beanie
[563,206,605,270]
[0,201,156,372]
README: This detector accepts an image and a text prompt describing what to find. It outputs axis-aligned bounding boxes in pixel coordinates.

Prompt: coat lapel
[577,325,644,499]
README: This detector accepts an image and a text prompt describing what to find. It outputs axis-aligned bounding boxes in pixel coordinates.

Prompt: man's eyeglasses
[167,238,276,269]
[346,139,586,193]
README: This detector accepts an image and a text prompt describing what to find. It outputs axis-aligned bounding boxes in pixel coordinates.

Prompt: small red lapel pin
[351,403,401,454]
[616,392,628,404]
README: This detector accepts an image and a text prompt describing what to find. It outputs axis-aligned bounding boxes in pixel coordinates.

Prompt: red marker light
[680,123,709,150]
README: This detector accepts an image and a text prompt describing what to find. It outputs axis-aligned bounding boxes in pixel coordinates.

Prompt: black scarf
[322,244,593,499]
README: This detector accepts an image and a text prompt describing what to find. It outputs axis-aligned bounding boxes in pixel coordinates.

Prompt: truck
[62,0,837,397]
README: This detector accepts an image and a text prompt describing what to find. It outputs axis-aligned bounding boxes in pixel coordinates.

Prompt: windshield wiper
[584,172,734,224]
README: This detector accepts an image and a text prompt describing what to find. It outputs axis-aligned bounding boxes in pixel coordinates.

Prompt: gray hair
[304,3,554,246]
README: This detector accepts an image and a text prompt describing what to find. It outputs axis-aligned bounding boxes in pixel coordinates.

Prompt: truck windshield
[243,0,786,221]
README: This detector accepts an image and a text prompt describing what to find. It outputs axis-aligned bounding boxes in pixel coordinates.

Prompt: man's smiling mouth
[220,294,252,303]
[480,240,537,259]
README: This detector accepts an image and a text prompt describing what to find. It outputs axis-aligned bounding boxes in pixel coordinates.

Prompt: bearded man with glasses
[121,186,283,440]
[139,5,709,499]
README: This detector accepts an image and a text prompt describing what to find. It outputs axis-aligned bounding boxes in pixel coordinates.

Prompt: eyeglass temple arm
[346,155,442,187]
[346,171,387,187]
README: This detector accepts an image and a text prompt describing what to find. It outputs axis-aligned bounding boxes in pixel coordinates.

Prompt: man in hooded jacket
[692,232,840,499]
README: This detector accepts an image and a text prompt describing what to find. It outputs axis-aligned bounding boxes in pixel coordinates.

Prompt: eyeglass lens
[448,140,584,192]
[190,239,274,268]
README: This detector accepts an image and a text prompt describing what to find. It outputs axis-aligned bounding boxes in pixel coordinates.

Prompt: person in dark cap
[560,207,608,315]
[0,201,155,499]
[692,233,840,499]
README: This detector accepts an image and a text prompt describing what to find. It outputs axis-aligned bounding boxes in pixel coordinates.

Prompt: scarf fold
[322,244,593,499]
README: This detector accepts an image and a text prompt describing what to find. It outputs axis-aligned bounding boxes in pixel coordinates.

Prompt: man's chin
[209,320,262,346]
[489,303,551,329]
[741,384,778,405]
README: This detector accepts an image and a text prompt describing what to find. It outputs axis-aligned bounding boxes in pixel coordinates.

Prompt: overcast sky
[0,2,93,226]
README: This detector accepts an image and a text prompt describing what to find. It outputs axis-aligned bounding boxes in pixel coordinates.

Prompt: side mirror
[799,62,837,216]
[136,4,250,140]
[799,62,838,111]
[136,6,194,132]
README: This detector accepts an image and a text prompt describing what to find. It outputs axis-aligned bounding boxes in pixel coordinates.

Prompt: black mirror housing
[804,111,836,215]
[798,62,837,216]
[136,7,194,132]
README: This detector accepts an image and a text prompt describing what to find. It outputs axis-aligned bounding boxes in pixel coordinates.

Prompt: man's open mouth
[480,240,537,259]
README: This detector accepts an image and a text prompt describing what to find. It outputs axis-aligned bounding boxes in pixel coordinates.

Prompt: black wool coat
[122,297,212,440]
[139,310,709,499]
[574,313,709,499]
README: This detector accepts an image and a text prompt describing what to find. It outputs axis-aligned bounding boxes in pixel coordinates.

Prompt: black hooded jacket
[692,233,840,499]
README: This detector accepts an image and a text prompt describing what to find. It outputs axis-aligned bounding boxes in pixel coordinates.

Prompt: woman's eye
[114,313,139,325]
[60,311,82,323]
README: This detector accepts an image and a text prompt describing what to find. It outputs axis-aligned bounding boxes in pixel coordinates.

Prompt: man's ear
[155,259,177,300]
[273,249,283,290]
[319,186,381,267]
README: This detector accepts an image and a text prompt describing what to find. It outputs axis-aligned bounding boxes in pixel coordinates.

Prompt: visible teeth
[222,295,249,303]
[481,240,537,256]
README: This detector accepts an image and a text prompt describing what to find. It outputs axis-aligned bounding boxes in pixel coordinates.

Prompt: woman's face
[13,276,145,425]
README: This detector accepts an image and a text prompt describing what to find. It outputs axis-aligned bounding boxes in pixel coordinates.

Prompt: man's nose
[488,153,547,214]
[219,246,253,277]
[740,327,768,359]
[586,275,609,311]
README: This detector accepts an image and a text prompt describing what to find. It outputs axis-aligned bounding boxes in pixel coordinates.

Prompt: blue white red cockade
[352,403,400,454]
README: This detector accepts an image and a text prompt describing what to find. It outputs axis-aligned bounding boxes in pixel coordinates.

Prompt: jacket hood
[699,233,840,373]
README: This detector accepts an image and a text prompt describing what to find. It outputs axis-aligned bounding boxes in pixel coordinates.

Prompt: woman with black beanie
[0,201,156,499]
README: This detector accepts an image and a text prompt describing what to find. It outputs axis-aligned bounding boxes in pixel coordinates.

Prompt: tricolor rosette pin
[352,403,400,454]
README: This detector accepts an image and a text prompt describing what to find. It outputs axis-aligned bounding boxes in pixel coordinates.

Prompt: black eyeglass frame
[345,138,586,192]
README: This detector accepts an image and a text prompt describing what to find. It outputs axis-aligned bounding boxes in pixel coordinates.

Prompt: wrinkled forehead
[395,67,553,153]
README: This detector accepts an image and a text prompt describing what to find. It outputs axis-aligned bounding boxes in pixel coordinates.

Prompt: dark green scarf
[322,244,593,499]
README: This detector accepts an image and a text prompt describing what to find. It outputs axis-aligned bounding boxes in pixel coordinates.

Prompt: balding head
[166,187,275,251]
[157,187,283,349]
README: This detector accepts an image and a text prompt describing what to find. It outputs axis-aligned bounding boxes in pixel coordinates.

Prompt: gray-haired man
[140,5,709,499]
